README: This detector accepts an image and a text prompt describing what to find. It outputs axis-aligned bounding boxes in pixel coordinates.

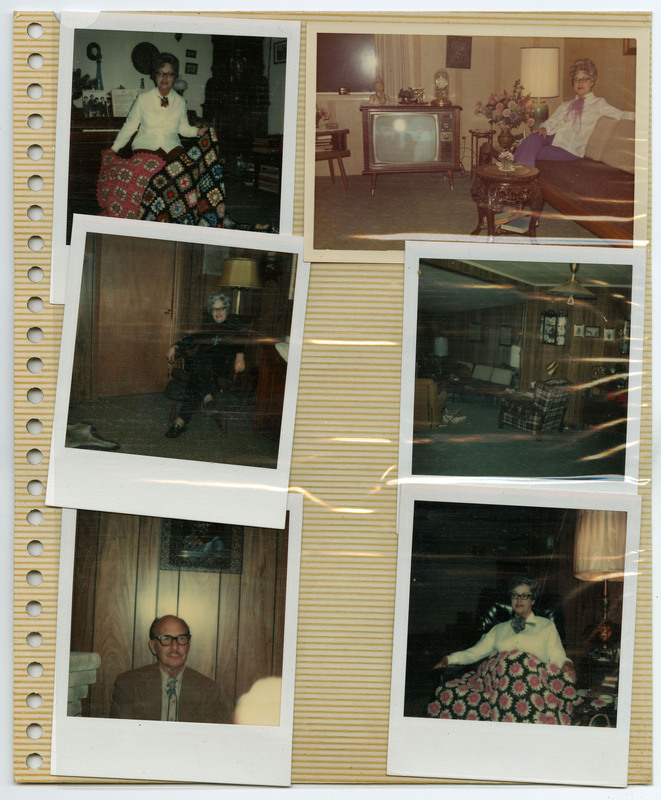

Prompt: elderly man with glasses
[109,614,229,723]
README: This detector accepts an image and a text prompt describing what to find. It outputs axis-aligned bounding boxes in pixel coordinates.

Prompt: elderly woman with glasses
[164,292,246,439]
[110,52,208,158]
[514,57,634,167]
[427,575,580,724]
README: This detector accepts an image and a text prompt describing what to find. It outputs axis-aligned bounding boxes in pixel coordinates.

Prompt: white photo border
[51,11,301,303]
[51,493,302,785]
[388,484,641,787]
[45,215,309,529]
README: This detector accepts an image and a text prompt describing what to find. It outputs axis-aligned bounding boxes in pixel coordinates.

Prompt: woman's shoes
[165,423,186,438]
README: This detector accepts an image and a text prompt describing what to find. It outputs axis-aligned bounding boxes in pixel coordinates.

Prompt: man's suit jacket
[109,663,230,724]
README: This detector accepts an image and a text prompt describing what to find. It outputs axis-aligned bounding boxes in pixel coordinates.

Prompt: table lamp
[520,47,559,130]
[220,257,262,315]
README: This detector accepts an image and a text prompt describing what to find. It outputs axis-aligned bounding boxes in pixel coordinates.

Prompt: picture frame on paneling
[160,518,244,573]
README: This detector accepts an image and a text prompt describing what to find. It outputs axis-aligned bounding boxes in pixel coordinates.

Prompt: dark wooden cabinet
[202,36,270,171]
[254,345,287,439]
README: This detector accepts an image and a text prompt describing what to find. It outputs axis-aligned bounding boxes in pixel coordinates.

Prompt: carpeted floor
[411,393,627,479]
[67,392,279,468]
[313,171,598,252]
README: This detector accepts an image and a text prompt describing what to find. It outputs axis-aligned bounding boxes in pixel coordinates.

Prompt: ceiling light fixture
[548,263,596,303]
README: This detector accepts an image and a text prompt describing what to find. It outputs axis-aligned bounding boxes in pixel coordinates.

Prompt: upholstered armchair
[498,378,572,440]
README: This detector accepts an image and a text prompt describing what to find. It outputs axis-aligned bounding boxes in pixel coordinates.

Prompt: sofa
[455,363,515,397]
[535,116,635,242]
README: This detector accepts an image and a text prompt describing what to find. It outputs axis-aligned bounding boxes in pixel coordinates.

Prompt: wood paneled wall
[70,509,288,719]
[521,286,631,427]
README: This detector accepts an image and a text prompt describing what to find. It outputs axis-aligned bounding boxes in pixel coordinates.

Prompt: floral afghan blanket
[427,649,582,725]
[96,129,249,229]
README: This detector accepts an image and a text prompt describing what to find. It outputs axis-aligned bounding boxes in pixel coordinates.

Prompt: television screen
[373,113,439,164]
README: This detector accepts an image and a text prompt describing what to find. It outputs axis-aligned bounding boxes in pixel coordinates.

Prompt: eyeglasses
[156,71,176,79]
[511,593,533,601]
[153,634,191,646]
[572,77,591,84]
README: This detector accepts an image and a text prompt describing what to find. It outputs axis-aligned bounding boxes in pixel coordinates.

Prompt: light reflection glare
[580,441,633,461]
[289,486,375,515]
[329,437,392,444]
[308,338,397,347]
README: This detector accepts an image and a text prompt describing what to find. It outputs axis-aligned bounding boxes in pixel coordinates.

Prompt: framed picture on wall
[274,39,287,63]
[160,518,244,573]
[585,325,601,338]
[445,35,472,69]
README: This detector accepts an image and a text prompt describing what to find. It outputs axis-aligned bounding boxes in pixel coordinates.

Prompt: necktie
[166,676,178,721]
[511,614,527,633]
[160,96,169,108]
[565,95,585,128]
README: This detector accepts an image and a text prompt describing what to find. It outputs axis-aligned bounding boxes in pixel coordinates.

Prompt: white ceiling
[418,260,632,314]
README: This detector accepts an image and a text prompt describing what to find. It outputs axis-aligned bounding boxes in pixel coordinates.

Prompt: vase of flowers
[475,80,534,145]
[497,150,515,172]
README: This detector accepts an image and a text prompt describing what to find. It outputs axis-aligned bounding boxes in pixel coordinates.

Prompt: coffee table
[470,163,544,237]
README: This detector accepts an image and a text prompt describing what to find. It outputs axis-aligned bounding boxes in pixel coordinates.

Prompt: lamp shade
[433,336,449,357]
[520,47,559,98]
[573,509,626,582]
[510,344,521,369]
[220,258,262,289]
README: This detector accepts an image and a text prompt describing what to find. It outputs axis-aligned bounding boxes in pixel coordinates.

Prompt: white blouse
[112,88,199,154]
[543,92,635,158]
[447,611,569,668]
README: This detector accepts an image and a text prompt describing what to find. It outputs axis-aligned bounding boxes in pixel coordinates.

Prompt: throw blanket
[427,649,582,725]
[97,128,259,229]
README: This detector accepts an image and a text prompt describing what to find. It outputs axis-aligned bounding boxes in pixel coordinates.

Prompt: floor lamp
[573,509,626,661]
[220,257,262,315]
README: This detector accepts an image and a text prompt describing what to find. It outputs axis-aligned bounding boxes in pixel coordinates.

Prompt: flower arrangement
[316,105,330,127]
[498,149,515,164]
[475,80,534,131]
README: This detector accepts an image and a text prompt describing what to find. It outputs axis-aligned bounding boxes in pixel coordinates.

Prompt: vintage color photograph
[306,24,648,260]
[46,217,308,529]
[51,498,302,785]
[399,242,644,483]
[387,487,640,786]
[52,14,299,301]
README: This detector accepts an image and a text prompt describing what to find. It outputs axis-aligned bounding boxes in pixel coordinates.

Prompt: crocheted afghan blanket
[96,129,239,228]
[427,649,582,725]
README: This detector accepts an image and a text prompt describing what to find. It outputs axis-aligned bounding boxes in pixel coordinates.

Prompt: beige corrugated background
[13,10,653,785]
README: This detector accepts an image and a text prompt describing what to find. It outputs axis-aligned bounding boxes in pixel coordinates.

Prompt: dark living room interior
[404,500,626,727]
[411,258,634,480]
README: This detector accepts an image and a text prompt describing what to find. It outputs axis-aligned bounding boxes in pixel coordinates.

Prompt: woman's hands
[561,660,576,682]
[433,656,449,670]
[197,126,209,137]
[166,345,177,364]
[533,126,548,138]
[234,353,246,374]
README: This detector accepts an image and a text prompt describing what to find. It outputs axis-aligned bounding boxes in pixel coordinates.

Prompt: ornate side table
[470,164,544,237]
